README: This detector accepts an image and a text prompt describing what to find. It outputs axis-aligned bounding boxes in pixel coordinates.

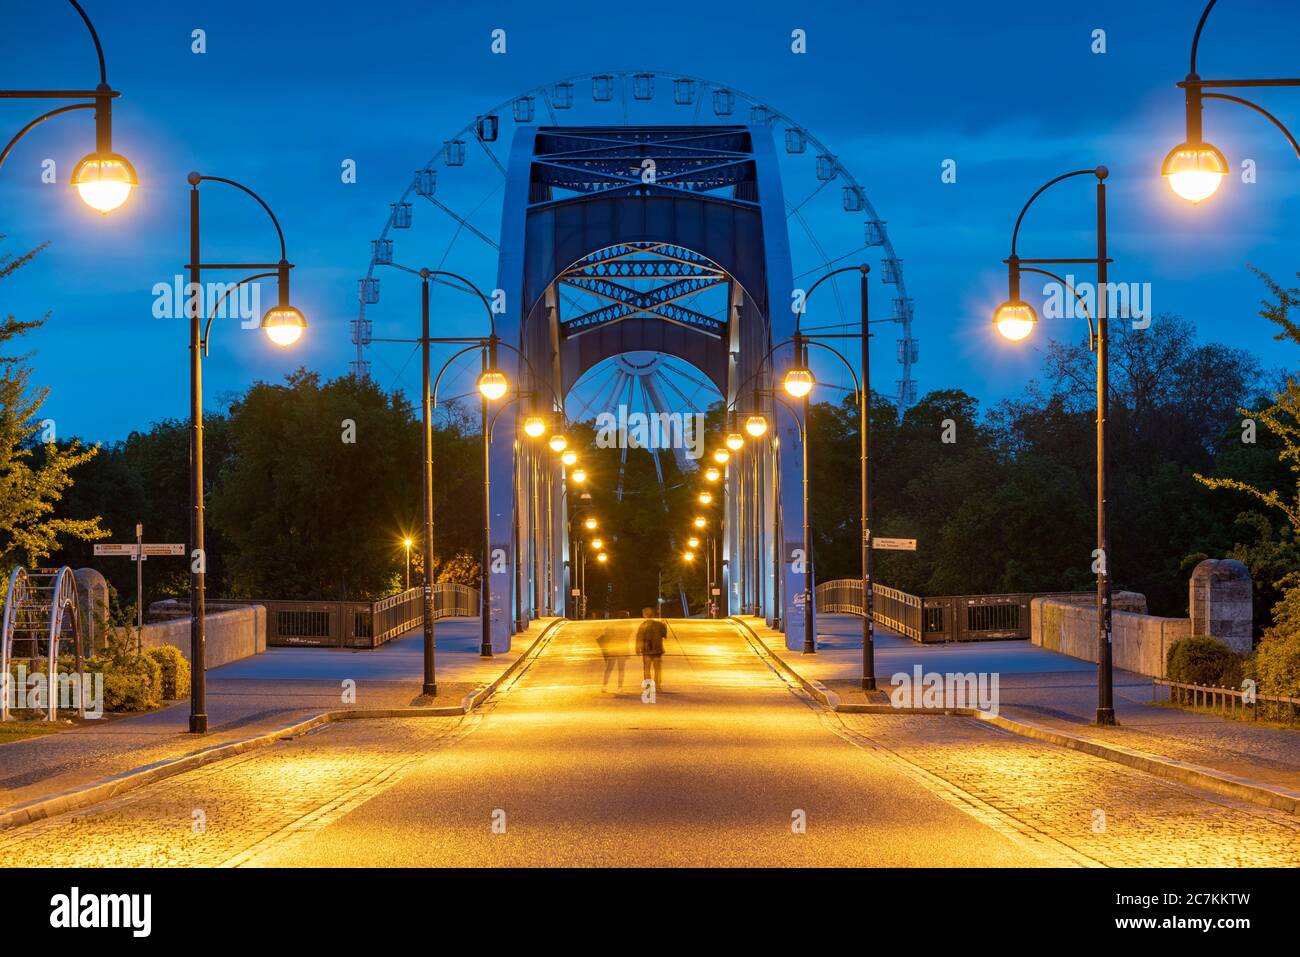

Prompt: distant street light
[1,1,137,214]
[571,467,587,484]
[591,538,603,550]
[698,491,713,505]
[725,432,745,451]
[712,449,730,465]
[549,433,568,453]
[744,414,768,438]
[403,537,412,590]
[584,517,598,531]
[687,536,700,549]
[704,466,721,482]
[596,552,608,564]
[561,449,577,467]
[693,516,706,529]
[523,415,547,438]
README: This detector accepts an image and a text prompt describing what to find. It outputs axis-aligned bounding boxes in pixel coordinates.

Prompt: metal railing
[371,583,478,644]
[1153,678,1300,724]
[814,580,1091,643]
[814,579,923,641]
[259,583,479,649]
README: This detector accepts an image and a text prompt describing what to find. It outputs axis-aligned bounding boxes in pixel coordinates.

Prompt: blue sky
[2,0,1298,441]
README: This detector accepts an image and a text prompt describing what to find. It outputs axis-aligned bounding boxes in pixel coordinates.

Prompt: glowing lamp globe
[584,517,598,530]
[693,516,706,529]
[712,449,730,465]
[561,449,578,466]
[523,415,546,438]
[71,152,137,213]
[478,369,509,401]
[783,367,815,398]
[725,432,744,451]
[1161,141,1228,204]
[591,538,603,550]
[262,305,307,347]
[687,536,700,549]
[704,466,721,482]
[683,551,695,562]
[596,553,608,563]
[992,300,1037,342]
[571,467,587,484]
[745,414,768,438]
[548,434,568,453]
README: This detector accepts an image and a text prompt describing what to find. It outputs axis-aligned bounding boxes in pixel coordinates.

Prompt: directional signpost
[94,524,186,653]
[872,537,917,551]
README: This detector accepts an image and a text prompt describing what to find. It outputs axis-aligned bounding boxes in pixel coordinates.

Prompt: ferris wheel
[353,70,919,416]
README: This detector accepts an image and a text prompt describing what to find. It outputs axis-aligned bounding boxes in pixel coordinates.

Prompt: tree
[0,242,105,572]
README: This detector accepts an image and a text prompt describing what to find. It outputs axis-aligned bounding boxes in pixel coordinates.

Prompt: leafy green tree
[0,242,105,572]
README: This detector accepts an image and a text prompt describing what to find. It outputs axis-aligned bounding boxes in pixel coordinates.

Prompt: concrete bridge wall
[138,606,266,670]
[1030,598,1189,678]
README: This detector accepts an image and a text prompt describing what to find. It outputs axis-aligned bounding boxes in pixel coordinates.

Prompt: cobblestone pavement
[1,620,1296,868]
[833,711,1300,867]
[0,717,472,867]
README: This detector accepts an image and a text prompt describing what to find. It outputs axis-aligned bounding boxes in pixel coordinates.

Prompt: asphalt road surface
[2,619,1296,867]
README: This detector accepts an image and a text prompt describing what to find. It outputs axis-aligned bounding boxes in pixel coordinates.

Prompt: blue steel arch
[488,123,809,651]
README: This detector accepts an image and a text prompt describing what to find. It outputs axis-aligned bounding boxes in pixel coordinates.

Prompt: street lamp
[523,415,547,438]
[184,173,306,733]
[698,491,713,505]
[725,432,745,451]
[1,1,137,214]
[693,516,706,529]
[584,517,598,531]
[571,467,587,484]
[744,414,769,438]
[403,537,412,590]
[1162,0,1298,204]
[596,552,608,564]
[712,449,730,465]
[785,265,877,681]
[561,449,578,467]
[591,538,603,551]
[992,165,1116,726]
[704,466,721,482]
[549,433,568,453]
[687,536,700,549]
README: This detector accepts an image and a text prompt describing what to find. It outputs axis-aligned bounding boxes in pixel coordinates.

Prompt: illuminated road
[1,620,1297,867]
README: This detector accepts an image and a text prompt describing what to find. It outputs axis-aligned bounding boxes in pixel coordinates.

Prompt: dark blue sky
[2,0,1298,441]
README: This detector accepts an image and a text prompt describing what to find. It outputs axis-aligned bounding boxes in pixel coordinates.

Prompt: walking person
[636,606,667,693]
[595,625,628,692]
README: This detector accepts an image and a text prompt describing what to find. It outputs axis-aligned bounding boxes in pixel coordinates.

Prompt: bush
[146,646,191,700]
[1166,635,1243,687]
[100,655,162,712]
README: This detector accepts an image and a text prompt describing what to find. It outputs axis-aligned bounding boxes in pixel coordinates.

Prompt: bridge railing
[371,583,479,644]
[814,580,1091,643]
[166,584,481,650]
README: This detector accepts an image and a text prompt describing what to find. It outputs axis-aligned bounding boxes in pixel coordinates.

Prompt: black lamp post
[1162,0,1300,204]
[185,173,307,734]
[992,165,1116,726]
[0,0,136,213]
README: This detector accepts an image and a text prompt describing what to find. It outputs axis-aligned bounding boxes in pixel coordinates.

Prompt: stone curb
[728,616,1299,816]
[0,618,566,833]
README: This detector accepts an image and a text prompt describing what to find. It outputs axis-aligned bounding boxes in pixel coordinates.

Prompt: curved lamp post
[0,1,137,212]
[993,165,1117,726]
[1162,0,1300,203]
[786,264,878,688]
[186,172,306,733]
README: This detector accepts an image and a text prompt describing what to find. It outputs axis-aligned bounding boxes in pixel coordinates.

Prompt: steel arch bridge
[480,120,813,650]
[359,71,918,652]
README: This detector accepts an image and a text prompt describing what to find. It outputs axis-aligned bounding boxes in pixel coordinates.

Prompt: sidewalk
[0,617,556,817]
[739,614,1300,794]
